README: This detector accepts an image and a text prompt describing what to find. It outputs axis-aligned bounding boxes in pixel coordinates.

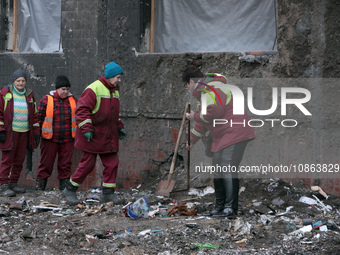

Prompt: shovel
[155,102,190,196]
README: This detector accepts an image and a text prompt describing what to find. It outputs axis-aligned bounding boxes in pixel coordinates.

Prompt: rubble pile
[0,178,339,254]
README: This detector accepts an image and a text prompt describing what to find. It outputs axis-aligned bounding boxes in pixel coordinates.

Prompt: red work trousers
[37,139,74,180]
[71,151,119,188]
[0,131,28,185]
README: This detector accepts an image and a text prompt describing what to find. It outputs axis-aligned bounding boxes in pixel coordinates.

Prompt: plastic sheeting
[17,0,62,52]
[154,0,277,53]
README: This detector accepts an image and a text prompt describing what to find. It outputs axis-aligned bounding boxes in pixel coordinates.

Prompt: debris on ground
[0,178,339,254]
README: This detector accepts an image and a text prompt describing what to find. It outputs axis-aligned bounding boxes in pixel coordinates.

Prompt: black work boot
[213,207,237,219]
[8,183,26,193]
[35,179,47,191]
[0,184,16,197]
[213,175,239,218]
[101,188,126,205]
[59,178,68,191]
[62,181,80,205]
[201,178,225,216]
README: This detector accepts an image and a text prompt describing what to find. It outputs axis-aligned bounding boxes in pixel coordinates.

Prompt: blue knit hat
[12,69,27,82]
[104,62,123,78]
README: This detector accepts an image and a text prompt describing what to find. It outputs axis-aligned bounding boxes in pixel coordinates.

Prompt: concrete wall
[0,0,340,195]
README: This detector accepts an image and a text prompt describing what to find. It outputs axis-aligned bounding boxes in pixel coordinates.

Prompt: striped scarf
[12,86,29,132]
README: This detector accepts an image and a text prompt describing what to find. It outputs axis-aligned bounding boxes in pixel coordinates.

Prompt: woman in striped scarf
[0,69,40,197]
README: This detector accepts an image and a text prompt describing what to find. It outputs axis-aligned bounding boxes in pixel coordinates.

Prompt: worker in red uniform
[63,62,126,205]
[36,75,78,191]
[183,65,255,217]
[0,69,40,197]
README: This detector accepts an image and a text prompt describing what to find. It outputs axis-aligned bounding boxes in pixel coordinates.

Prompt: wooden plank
[12,0,18,52]
[149,0,155,53]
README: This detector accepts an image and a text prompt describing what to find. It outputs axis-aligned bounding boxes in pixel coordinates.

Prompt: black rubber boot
[8,183,26,193]
[63,181,80,205]
[201,178,225,216]
[213,175,239,218]
[59,178,68,191]
[101,188,126,205]
[35,179,47,191]
[213,208,237,218]
[0,184,16,197]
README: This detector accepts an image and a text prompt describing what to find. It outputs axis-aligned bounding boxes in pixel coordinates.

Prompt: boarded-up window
[152,0,277,53]
[16,0,62,52]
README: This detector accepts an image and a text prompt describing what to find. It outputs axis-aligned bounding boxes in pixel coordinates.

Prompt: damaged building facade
[0,0,339,195]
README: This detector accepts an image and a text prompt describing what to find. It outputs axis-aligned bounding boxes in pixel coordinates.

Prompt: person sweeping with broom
[182,65,255,217]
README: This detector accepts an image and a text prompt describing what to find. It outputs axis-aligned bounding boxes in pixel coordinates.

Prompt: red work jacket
[0,84,40,151]
[190,74,255,152]
[74,75,124,153]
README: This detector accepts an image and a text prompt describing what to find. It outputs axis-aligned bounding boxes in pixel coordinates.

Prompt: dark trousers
[70,150,119,188]
[37,139,74,180]
[0,131,28,184]
[212,140,249,211]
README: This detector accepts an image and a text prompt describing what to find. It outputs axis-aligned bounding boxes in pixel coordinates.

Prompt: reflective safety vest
[41,95,77,139]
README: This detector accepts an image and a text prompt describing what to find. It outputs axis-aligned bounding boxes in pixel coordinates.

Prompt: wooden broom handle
[168,102,190,177]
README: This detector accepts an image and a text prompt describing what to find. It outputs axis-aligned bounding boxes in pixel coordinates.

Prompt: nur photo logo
[200,82,312,128]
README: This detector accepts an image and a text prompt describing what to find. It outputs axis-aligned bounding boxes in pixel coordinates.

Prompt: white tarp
[17,0,62,52]
[154,0,277,53]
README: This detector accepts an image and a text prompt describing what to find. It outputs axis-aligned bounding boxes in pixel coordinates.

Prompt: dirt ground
[1,178,340,255]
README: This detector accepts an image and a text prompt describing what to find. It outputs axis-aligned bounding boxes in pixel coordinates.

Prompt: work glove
[83,132,93,142]
[118,129,126,140]
[34,134,41,147]
[0,131,5,143]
